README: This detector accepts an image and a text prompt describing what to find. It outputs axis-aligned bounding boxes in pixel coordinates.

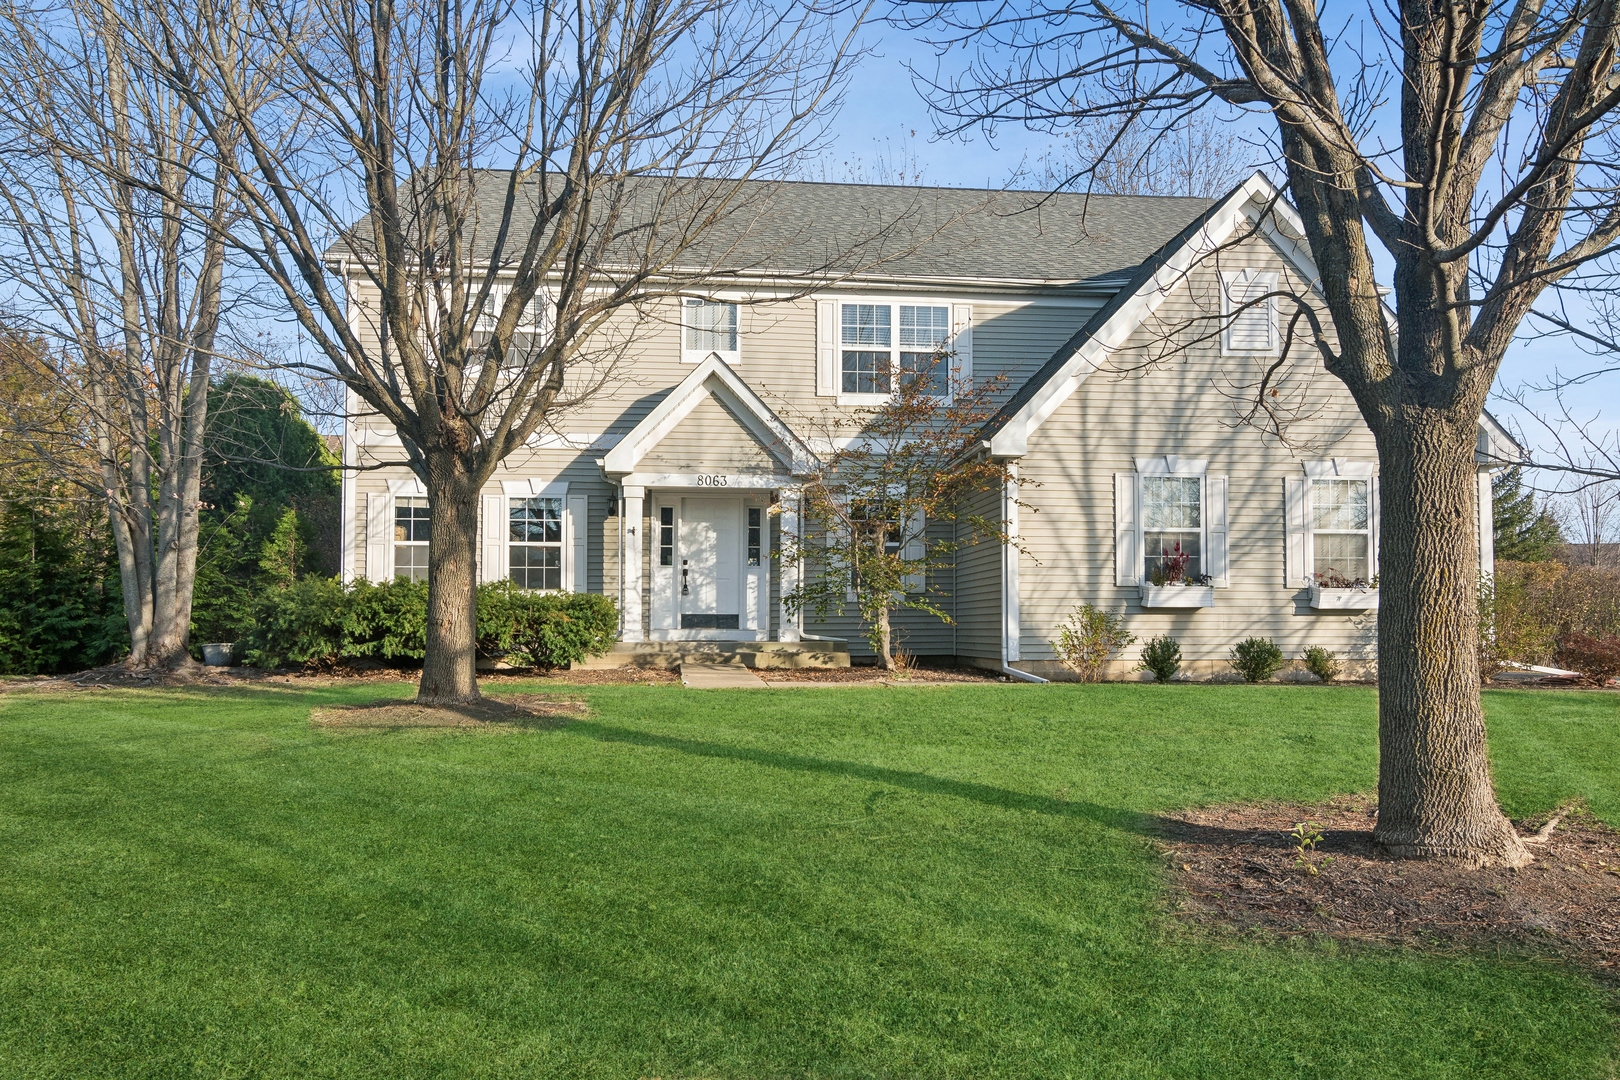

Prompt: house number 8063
[695,474,728,487]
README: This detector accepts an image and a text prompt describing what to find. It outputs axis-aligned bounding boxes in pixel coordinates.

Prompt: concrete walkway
[679,662,768,689]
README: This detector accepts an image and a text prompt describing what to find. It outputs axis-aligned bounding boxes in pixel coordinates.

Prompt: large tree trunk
[1372,415,1530,867]
[419,456,481,705]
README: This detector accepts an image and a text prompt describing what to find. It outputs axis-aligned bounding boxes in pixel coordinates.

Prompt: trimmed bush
[1302,646,1342,683]
[1229,636,1285,683]
[1139,635,1181,683]
[240,578,618,670]
[1554,631,1620,687]
[477,583,619,669]
[346,579,430,661]
[240,576,348,669]
[1051,603,1135,682]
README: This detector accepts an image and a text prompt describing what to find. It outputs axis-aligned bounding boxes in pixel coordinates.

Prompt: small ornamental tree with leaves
[783,356,1016,669]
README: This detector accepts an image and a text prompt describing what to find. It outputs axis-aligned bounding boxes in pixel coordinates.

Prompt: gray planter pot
[201,642,236,667]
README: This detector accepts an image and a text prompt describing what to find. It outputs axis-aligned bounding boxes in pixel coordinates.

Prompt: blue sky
[823,25,1620,481]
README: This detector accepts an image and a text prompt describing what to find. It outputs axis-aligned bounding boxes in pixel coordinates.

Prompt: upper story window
[899,305,950,395]
[682,297,739,364]
[1311,478,1371,585]
[509,496,563,590]
[1142,475,1202,584]
[394,497,430,581]
[1220,269,1279,356]
[840,302,951,400]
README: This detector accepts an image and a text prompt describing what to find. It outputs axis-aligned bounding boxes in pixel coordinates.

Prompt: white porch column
[778,487,801,642]
[621,485,646,642]
[1477,469,1496,579]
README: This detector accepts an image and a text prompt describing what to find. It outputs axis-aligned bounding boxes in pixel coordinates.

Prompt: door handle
[681,560,689,595]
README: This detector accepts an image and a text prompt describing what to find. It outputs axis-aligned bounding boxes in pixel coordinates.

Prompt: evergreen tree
[191,376,338,644]
[1493,467,1563,563]
[0,486,121,673]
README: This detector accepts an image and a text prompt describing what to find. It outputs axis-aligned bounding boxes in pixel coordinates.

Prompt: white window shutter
[1206,474,1230,587]
[365,492,393,583]
[365,492,392,583]
[903,509,927,594]
[476,283,510,332]
[1370,475,1381,578]
[815,299,837,396]
[1114,473,1140,586]
[951,304,973,384]
[1284,476,1309,588]
[568,494,589,593]
[481,494,506,584]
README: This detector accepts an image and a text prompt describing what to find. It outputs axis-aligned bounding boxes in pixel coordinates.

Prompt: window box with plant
[1139,539,1215,608]
[1309,571,1379,611]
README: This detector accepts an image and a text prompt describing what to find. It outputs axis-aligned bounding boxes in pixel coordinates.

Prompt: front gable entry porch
[601,356,819,643]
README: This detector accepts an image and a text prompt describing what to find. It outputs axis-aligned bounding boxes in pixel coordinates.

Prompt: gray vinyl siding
[953,485,1004,661]
[972,300,1105,408]
[1013,234,1379,667]
[802,515,958,659]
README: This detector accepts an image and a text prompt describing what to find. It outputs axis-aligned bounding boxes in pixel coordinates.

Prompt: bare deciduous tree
[902,0,1620,865]
[0,0,243,670]
[1036,112,1253,198]
[143,0,891,703]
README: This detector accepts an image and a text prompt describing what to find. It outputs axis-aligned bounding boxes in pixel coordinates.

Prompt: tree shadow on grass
[566,719,1156,836]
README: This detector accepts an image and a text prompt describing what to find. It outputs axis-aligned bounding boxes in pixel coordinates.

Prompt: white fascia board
[600,354,818,476]
[1477,409,1526,467]
[988,172,1316,457]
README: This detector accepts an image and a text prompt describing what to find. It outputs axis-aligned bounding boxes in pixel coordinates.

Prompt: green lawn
[1,682,1616,1079]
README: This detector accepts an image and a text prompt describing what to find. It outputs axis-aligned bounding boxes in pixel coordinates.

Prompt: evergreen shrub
[1302,646,1342,683]
[240,578,618,671]
[1139,635,1181,683]
[1229,636,1285,683]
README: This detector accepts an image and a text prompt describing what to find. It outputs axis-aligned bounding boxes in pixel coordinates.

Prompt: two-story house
[338,172,1519,679]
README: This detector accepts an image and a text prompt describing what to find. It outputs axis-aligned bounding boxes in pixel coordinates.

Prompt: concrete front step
[679,663,769,688]
[575,639,850,670]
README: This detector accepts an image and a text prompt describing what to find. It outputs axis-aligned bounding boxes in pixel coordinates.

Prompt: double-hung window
[682,297,739,364]
[839,302,953,400]
[509,496,563,590]
[1311,478,1371,585]
[1142,476,1202,582]
[394,497,431,581]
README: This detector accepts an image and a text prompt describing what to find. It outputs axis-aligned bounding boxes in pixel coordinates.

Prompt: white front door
[679,496,740,630]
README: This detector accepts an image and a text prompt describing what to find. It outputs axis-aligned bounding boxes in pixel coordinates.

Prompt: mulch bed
[309,694,587,731]
[1161,795,1620,978]
[760,664,1005,684]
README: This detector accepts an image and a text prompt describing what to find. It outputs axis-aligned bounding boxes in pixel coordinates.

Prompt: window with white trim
[1311,478,1371,585]
[682,297,739,364]
[1142,476,1202,583]
[509,496,563,590]
[394,497,430,581]
[840,302,952,399]
[1220,269,1279,355]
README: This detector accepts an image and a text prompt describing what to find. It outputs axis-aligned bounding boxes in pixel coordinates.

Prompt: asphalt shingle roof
[335,175,1213,287]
